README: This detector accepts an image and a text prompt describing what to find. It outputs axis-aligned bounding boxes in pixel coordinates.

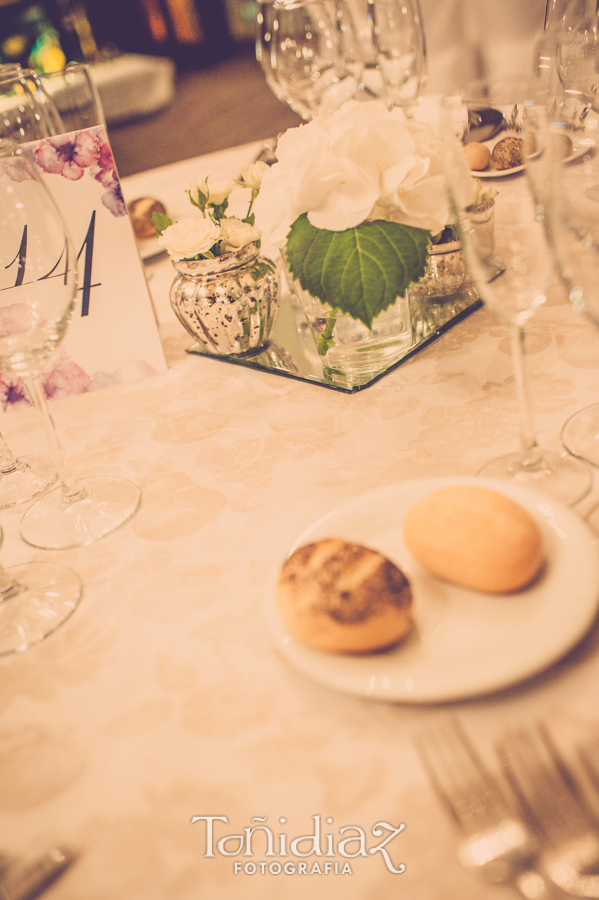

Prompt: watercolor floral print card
[0,126,166,409]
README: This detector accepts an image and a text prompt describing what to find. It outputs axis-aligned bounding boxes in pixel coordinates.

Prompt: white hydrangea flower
[158,217,221,260]
[254,100,449,244]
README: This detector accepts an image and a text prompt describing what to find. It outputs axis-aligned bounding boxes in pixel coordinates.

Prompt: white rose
[239,160,269,190]
[158,217,221,260]
[220,217,261,251]
[190,177,236,205]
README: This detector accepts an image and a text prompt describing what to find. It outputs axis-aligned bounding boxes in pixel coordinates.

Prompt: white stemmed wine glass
[0,522,81,656]
[0,428,57,509]
[266,0,363,120]
[0,143,141,549]
[440,79,592,505]
[367,0,427,113]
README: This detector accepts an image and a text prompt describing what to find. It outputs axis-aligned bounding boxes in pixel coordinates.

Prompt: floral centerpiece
[153,162,268,260]
[253,100,451,372]
[153,164,280,358]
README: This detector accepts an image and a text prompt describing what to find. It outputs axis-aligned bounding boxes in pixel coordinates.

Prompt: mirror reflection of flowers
[253,101,450,330]
[153,163,268,261]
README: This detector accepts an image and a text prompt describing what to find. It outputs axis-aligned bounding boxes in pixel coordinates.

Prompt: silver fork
[0,846,76,900]
[415,718,556,899]
[497,722,599,899]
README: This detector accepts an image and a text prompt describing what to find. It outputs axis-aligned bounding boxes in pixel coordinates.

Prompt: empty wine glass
[0,518,81,656]
[0,66,65,143]
[439,79,592,505]
[265,0,363,120]
[367,0,427,112]
[0,142,141,550]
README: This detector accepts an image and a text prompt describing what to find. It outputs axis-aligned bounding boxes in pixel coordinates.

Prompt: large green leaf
[284,214,430,328]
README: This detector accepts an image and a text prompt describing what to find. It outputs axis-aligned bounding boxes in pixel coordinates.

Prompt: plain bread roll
[403,485,544,593]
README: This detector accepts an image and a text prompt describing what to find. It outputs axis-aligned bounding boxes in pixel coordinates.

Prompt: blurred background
[0,0,256,71]
[0,0,303,173]
[0,0,546,175]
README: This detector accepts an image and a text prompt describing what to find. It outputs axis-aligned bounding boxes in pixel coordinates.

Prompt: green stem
[317,311,338,356]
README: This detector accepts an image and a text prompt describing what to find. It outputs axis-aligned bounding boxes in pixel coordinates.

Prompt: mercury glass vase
[409,237,467,303]
[409,201,495,304]
[170,242,280,356]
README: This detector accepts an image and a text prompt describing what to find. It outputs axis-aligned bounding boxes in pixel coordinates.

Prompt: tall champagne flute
[256,0,291,104]
[533,67,599,476]
[266,0,364,120]
[367,0,427,112]
[440,79,592,505]
[0,143,141,550]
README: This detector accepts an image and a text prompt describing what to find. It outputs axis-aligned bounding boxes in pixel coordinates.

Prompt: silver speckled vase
[170,241,279,356]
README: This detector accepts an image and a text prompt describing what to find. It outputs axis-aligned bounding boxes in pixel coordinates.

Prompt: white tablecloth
[0,138,598,899]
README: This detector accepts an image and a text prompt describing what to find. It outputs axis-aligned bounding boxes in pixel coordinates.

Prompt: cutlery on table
[497,722,599,899]
[465,106,505,143]
[415,718,558,898]
[0,846,76,900]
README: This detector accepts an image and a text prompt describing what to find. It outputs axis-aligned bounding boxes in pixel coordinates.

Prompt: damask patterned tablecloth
[0,140,599,899]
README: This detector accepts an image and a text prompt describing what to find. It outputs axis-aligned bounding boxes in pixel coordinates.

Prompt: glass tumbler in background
[36,62,106,133]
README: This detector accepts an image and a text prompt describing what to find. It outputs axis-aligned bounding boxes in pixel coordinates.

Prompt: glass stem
[23,376,88,504]
[0,564,21,602]
[510,322,544,470]
[0,430,21,475]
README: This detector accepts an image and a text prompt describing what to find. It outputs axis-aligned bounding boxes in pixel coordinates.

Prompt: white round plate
[267,476,599,703]
[471,136,588,179]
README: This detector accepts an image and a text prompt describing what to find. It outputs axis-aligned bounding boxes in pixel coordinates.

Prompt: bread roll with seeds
[277,539,413,654]
[491,137,523,170]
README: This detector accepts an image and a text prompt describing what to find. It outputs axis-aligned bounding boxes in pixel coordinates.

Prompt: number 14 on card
[3,210,100,318]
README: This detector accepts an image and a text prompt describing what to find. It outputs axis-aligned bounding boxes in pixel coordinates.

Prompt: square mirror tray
[187,282,482,394]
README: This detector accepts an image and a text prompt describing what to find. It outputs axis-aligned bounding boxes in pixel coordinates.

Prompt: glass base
[0,454,57,509]
[477,449,592,506]
[561,404,599,467]
[585,503,599,538]
[0,562,81,655]
[19,475,141,550]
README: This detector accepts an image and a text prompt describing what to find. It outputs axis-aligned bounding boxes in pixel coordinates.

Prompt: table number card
[0,125,167,407]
